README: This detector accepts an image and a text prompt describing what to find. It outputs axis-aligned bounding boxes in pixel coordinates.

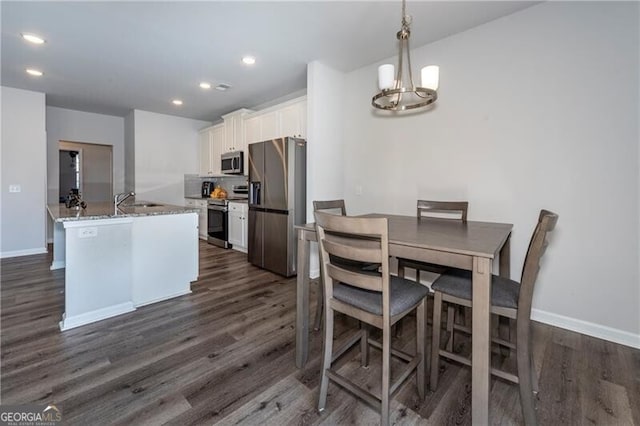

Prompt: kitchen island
[48,202,199,331]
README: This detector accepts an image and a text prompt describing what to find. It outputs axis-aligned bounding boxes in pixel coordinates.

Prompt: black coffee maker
[201,181,215,198]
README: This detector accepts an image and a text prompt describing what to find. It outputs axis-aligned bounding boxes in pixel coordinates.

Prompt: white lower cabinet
[228,202,248,252]
[185,198,208,239]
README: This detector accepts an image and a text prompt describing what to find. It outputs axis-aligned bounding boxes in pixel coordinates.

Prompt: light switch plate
[355,185,363,196]
[9,185,21,193]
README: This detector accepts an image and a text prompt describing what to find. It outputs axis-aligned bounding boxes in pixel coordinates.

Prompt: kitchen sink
[129,203,163,208]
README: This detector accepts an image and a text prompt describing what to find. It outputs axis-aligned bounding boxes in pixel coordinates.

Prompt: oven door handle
[208,205,228,212]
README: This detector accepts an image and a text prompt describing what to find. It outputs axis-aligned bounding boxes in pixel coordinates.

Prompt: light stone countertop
[47,201,198,222]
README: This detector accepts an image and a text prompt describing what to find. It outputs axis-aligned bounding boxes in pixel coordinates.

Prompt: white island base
[49,205,198,331]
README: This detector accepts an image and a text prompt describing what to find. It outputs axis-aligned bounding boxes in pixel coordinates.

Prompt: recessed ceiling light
[199,82,211,89]
[215,83,231,91]
[242,56,256,65]
[21,33,45,44]
[172,99,183,106]
[26,68,43,77]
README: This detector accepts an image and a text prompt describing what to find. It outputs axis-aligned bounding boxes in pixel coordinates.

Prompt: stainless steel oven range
[207,193,248,248]
[207,199,230,248]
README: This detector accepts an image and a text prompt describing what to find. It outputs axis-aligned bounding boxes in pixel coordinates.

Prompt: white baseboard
[1,247,48,259]
[531,308,640,349]
[50,260,65,270]
[59,302,136,331]
[133,289,192,308]
[310,267,319,279]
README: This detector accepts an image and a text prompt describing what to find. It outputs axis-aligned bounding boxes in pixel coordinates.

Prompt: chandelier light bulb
[421,65,439,91]
[378,64,395,90]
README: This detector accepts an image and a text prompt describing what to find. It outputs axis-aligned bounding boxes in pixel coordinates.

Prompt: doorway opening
[58,141,113,203]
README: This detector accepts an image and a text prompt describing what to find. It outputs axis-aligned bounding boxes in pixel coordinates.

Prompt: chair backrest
[517,210,559,321]
[313,199,347,216]
[314,211,391,315]
[417,200,469,222]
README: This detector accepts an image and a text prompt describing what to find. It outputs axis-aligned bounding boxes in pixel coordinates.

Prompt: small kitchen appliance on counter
[201,181,215,198]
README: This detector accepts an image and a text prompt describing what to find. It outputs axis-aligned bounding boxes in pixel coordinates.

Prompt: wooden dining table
[294,213,513,424]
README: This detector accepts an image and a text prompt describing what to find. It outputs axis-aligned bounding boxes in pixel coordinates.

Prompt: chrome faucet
[114,191,135,209]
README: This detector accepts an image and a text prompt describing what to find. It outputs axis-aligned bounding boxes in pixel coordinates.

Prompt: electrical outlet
[9,185,21,193]
[78,227,98,238]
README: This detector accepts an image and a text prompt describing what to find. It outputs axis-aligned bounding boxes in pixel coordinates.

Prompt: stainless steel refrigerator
[248,137,306,277]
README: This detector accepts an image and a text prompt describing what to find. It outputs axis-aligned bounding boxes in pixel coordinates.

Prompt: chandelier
[372,0,439,111]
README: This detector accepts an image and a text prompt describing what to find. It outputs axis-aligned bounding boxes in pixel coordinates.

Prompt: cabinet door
[228,210,243,247]
[244,115,262,146]
[241,211,248,248]
[196,200,208,238]
[199,130,213,176]
[261,111,279,141]
[224,117,235,153]
[211,125,225,175]
[279,101,306,138]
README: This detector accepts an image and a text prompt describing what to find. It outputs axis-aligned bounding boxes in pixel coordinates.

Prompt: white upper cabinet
[260,111,280,141]
[198,129,212,176]
[198,123,224,176]
[222,109,253,154]
[244,115,262,147]
[199,97,306,177]
[211,125,224,175]
[278,100,306,139]
[243,96,307,148]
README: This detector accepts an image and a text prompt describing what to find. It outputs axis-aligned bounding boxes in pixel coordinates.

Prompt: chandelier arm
[406,37,416,90]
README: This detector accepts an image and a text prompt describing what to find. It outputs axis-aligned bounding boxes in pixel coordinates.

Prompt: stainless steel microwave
[221,151,243,174]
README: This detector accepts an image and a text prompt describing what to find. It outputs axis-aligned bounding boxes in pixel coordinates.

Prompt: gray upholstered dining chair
[315,211,429,426]
[430,209,558,426]
[396,200,469,338]
[312,199,379,330]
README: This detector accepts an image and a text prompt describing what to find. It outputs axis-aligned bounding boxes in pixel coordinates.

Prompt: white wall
[306,61,347,221]
[1,87,47,257]
[124,111,135,192]
[338,2,639,346]
[306,61,347,274]
[46,107,125,202]
[133,110,210,206]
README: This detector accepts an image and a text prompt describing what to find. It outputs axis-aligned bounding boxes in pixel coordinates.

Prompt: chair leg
[531,353,539,394]
[381,319,392,426]
[516,320,538,426]
[360,323,369,367]
[318,304,334,412]
[430,292,443,391]
[416,298,427,399]
[313,280,323,331]
[393,262,406,338]
[445,305,455,352]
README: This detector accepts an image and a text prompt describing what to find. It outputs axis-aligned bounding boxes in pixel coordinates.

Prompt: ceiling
[1,1,538,122]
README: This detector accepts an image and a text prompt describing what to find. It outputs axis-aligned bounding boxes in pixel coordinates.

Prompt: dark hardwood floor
[1,242,638,425]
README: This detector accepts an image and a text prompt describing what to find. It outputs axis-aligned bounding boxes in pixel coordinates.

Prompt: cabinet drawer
[228,202,246,212]
[185,199,196,207]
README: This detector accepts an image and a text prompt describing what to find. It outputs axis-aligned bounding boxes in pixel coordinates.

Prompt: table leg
[472,256,492,425]
[498,234,512,356]
[296,229,310,368]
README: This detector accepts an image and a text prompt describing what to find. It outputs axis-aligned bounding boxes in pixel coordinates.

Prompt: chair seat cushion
[431,269,520,309]
[333,276,430,316]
